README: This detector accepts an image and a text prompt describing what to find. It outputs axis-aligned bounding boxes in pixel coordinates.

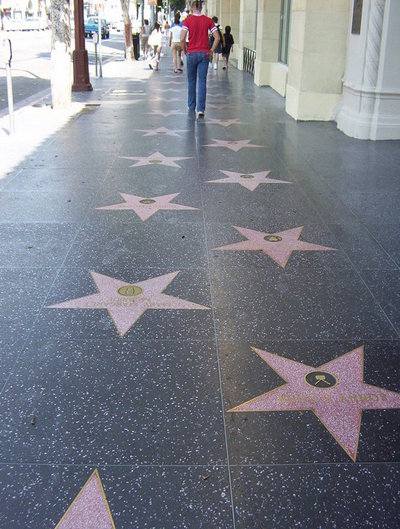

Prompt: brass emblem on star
[149,160,162,164]
[305,371,338,389]
[264,235,283,243]
[240,174,255,179]
[139,199,156,204]
[118,285,143,297]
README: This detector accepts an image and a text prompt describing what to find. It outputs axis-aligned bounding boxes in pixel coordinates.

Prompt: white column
[336,0,400,139]
[229,0,240,62]
[285,0,351,121]
[254,0,285,92]
[220,0,231,28]
[238,0,257,70]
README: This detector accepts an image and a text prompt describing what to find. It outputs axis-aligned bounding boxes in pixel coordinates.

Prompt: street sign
[1,36,14,133]
[1,36,12,66]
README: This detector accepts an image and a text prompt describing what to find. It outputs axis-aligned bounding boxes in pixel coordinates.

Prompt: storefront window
[279,0,292,64]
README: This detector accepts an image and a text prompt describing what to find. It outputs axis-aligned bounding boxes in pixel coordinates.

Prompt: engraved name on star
[214,226,336,268]
[229,346,400,461]
[121,151,192,168]
[47,271,210,337]
[134,126,188,137]
[203,139,264,152]
[206,118,243,127]
[96,192,199,221]
[207,170,292,191]
[55,469,115,529]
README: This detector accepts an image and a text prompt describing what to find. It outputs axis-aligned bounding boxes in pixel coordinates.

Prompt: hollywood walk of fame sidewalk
[0,45,400,529]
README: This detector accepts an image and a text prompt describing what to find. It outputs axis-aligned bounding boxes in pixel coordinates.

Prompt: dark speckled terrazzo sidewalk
[1,42,400,529]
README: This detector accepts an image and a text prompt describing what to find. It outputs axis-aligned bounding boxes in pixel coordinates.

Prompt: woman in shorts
[169,14,183,73]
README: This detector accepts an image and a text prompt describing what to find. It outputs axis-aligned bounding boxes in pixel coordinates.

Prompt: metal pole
[95,41,98,76]
[6,60,15,134]
[98,12,103,77]
[3,38,14,134]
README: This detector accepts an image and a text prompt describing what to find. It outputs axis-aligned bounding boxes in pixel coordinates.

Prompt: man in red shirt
[180,0,220,118]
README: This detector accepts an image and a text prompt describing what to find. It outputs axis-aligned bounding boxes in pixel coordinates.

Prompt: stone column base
[237,46,244,71]
[286,84,341,121]
[254,60,288,96]
[336,83,400,140]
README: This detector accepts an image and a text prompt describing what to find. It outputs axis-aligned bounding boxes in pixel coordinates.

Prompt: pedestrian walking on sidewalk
[222,25,234,69]
[169,14,184,73]
[141,19,150,59]
[148,22,162,71]
[180,0,220,119]
[209,16,224,70]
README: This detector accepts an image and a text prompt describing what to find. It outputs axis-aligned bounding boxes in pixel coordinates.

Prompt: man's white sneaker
[196,111,205,119]
[213,63,218,70]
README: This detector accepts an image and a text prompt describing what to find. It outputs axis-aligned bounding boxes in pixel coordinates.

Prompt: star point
[55,469,115,529]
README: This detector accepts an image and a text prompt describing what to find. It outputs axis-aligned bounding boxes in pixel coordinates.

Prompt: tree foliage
[169,0,186,12]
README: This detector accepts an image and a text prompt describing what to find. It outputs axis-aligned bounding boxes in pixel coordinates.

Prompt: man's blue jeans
[186,52,209,112]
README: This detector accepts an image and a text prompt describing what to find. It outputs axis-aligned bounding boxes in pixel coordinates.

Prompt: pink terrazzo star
[96,192,198,221]
[203,139,264,152]
[206,118,243,127]
[230,346,400,461]
[135,126,188,137]
[146,109,184,117]
[207,170,292,191]
[121,151,192,168]
[55,470,115,529]
[214,226,336,268]
[47,271,209,337]
[160,81,182,85]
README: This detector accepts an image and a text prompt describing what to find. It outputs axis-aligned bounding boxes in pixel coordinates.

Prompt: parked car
[84,17,110,39]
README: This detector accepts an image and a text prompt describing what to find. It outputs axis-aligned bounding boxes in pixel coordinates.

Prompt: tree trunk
[51,0,71,109]
[120,0,133,60]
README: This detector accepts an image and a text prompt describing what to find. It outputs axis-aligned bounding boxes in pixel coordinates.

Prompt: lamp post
[72,0,92,91]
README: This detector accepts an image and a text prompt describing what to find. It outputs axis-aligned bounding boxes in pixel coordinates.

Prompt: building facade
[206,0,400,140]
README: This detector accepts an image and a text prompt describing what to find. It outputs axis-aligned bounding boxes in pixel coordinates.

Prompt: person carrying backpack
[209,16,225,70]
